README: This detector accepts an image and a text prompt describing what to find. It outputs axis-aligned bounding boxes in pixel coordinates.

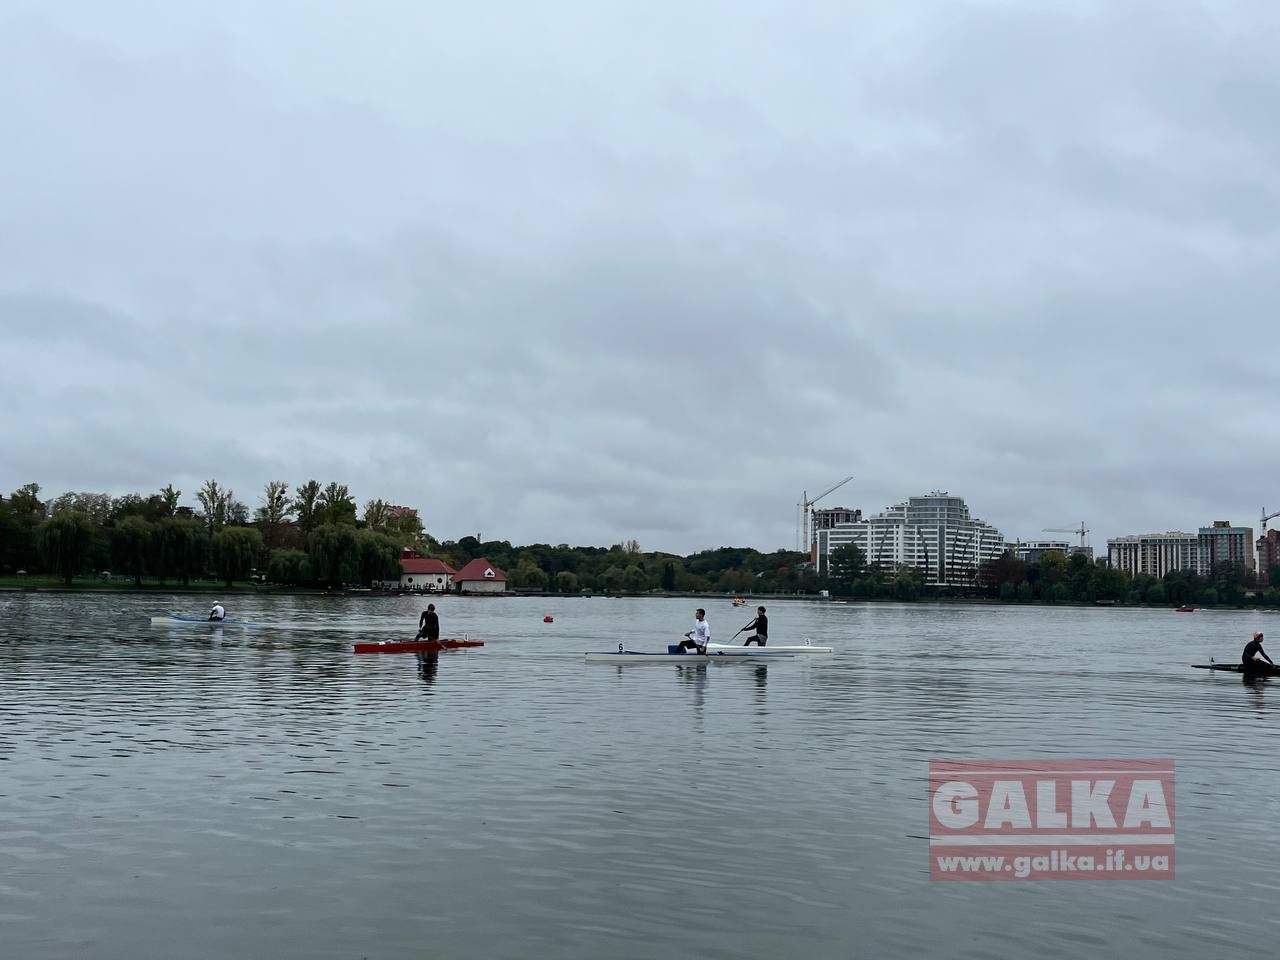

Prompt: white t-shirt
[691,618,710,645]
[210,604,225,621]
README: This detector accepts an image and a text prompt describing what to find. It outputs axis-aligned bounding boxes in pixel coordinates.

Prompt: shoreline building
[816,491,1006,587]
[1107,533,1200,578]
[1259,529,1280,585]
[1109,522,1256,578]
[1199,521,1255,573]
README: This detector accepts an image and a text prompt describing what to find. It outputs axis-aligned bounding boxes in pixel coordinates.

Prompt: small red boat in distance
[543,615,554,623]
[354,638,485,654]
[1175,606,1195,613]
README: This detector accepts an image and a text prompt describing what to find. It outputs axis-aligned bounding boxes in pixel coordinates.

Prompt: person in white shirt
[678,608,710,654]
[209,602,226,622]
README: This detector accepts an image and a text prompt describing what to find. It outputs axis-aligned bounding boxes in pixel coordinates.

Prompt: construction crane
[797,476,854,554]
[1043,522,1089,548]
[1264,508,1280,530]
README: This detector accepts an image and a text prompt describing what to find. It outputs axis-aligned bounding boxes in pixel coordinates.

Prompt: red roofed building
[453,558,509,593]
[398,553,457,592]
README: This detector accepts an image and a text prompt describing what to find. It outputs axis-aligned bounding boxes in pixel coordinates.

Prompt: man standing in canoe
[417,603,440,642]
[677,608,710,654]
[742,606,769,646]
[209,602,225,622]
[1242,632,1273,671]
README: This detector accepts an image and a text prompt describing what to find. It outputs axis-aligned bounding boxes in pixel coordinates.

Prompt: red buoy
[544,615,554,623]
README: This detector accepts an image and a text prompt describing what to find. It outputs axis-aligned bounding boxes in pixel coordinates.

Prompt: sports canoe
[150,615,255,626]
[585,649,794,664]
[354,638,485,654]
[706,641,833,654]
[1193,662,1280,677]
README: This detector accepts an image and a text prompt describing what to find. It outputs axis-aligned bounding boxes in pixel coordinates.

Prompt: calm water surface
[2,593,1280,958]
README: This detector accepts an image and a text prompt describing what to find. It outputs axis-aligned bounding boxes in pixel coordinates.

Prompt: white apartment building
[816,491,1007,587]
[1108,522,1257,577]
[1106,532,1200,577]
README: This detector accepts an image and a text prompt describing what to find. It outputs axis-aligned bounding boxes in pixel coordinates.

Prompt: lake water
[2,593,1279,958]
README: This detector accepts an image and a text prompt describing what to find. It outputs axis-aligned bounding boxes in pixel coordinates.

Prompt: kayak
[354,639,485,654]
[706,641,834,654]
[150,615,254,626]
[585,648,794,663]
[1193,662,1280,677]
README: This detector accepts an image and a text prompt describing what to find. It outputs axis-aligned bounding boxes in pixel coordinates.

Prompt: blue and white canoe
[584,644,794,664]
[706,641,833,654]
[149,614,255,627]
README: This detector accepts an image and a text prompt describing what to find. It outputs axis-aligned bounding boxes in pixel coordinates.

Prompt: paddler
[417,603,440,642]
[1242,632,1274,671]
[208,602,225,622]
[677,608,710,654]
[742,606,769,646]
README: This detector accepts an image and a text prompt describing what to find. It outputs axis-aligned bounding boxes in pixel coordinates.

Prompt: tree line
[0,480,413,588]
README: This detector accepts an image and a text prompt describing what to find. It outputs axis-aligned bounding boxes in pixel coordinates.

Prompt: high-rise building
[816,491,1006,587]
[1199,521,1255,573]
[1258,529,1280,585]
[1106,533,1200,578]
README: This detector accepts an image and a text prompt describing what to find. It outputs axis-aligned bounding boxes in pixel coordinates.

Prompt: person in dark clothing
[1242,632,1273,671]
[743,606,769,646]
[417,603,440,641]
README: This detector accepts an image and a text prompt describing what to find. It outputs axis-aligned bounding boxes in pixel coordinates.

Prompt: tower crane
[797,476,854,555]
[1264,508,1280,530]
[1042,522,1090,548]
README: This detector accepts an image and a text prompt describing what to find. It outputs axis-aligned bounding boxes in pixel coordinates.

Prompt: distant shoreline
[0,583,1269,612]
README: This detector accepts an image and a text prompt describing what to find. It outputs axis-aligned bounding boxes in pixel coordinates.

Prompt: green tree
[318,482,357,526]
[294,480,322,536]
[256,481,293,550]
[356,529,401,586]
[37,511,93,584]
[308,523,361,586]
[555,570,579,593]
[110,515,155,587]
[513,559,548,591]
[624,564,649,592]
[158,484,182,518]
[212,526,263,588]
[828,543,867,595]
[0,483,45,573]
[267,548,310,585]
[157,516,208,586]
[196,479,232,536]
[661,562,677,591]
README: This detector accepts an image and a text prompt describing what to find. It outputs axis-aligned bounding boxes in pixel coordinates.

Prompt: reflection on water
[2,592,1280,958]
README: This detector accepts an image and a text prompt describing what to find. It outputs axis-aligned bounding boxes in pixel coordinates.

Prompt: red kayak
[353,638,485,654]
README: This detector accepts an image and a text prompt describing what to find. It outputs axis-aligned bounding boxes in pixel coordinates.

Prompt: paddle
[731,618,756,645]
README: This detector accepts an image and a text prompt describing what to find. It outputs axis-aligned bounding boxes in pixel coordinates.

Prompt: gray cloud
[3,1,1279,552]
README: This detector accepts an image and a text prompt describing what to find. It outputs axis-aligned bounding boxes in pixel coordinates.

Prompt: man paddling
[209,602,225,622]
[417,603,440,642]
[741,606,768,646]
[1242,632,1274,672]
[677,608,710,654]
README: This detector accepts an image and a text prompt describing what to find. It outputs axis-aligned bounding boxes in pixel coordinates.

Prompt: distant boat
[732,597,746,606]
[1175,606,1195,613]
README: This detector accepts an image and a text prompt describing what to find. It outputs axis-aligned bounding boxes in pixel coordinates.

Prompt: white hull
[706,642,833,654]
[584,650,793,664]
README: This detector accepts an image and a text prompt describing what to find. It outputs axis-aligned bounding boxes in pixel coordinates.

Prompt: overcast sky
[3,1,1278,553]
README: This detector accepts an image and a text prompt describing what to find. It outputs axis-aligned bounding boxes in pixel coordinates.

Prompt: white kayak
[706,641,833,654]
[585,647,794,664]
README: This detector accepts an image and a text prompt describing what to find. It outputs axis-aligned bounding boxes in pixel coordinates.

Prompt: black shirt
[751,614,768,637]
[420,610,440,639]
[1242,639,1272,666]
